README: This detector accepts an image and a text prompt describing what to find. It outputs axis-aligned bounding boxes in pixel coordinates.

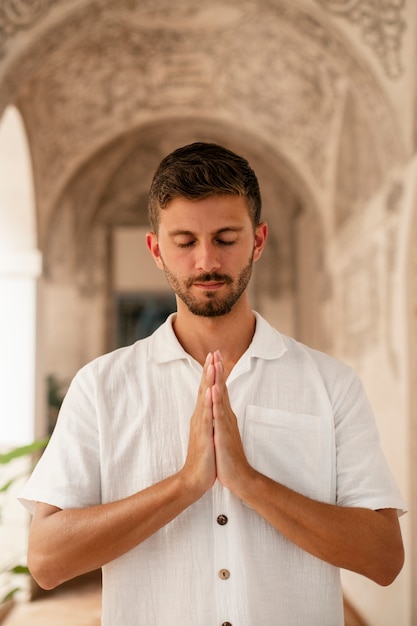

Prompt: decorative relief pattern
[384,178,403,376]
[342,251,379,357]
[149,53,215,105]
[15,3,341,207]
[219,21,342,185]
[0,0,62,57]
[385,178,403,214]
[334,88,383,228]
[5,0,403,232]
[318,0,406,78]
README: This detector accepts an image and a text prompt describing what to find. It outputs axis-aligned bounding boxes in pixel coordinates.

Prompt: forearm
[28,471,199,589]
[29,357,219,591]
[235,468,404,585]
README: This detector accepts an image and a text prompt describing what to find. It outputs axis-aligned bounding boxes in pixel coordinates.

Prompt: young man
[20,143,406,625]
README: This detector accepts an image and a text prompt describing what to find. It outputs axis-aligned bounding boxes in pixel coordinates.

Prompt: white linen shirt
[20,313,406,626]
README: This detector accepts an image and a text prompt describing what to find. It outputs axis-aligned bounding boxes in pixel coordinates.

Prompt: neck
[172,297,256,376]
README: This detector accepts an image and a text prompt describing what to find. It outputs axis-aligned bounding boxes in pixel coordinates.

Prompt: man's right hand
[180,352,217,497]
[28,354,219,591]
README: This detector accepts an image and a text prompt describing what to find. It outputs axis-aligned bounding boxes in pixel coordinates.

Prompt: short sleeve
[19,366,101,514]
[334,372,407,515]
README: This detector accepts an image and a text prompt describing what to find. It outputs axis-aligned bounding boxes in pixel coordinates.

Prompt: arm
[211,351,404,586]
[29,474,197,589]
[28,355,217,590]
[230,473,403,585]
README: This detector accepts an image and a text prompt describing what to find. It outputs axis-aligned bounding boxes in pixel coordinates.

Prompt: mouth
[189,274,232,290]
[193,282,225,291]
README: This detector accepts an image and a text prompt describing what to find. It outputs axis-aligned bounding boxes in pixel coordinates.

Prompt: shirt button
[217,514,228,525]
[218,568,230,580]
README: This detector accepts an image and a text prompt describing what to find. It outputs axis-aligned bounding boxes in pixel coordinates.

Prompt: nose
[195,241,221,273]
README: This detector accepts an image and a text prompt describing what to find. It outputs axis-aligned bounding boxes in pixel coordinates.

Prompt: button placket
[216,514,230,582]
[213,483,233,626]
[217,513,228,526]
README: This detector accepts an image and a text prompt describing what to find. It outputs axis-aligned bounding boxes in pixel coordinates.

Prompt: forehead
[158,195,252,232]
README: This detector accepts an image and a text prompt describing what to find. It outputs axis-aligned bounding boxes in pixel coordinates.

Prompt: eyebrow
[168,226,245,237]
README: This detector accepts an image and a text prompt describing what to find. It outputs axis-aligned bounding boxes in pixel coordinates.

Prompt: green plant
[0,439,49,603]
[47,374,65,410]
[0,440,49,504]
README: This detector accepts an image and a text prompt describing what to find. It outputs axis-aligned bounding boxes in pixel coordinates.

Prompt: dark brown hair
[148,142,262,231]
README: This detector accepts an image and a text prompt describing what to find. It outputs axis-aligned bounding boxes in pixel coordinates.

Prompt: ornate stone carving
[11,0,401,222]
[334,88,383,228]
[0,0,402,258]
[383,178,403,376]
[0,0,62,57]
[149,53,215,106]
[385,178,403,214]
[318,0,406,78]
[342,251,379,357]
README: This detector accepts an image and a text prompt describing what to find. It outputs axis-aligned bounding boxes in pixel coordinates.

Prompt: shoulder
[75,338,148,382]
[76,315,176,379]
[256,312,354,379]
[287,336,353,375]
[255,314,360,405]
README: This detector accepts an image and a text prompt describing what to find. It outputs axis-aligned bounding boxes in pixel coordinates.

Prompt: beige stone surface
[2,575,102,626]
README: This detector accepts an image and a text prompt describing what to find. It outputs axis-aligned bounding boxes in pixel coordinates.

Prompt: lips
[188,273,232,289]
[193,281,224,290]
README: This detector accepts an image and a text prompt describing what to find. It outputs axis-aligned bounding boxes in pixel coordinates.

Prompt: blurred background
[0,0,416,624]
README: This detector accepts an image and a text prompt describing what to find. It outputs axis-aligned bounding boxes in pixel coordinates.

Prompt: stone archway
[0,2,413,622]
[0,2,406,377]
[39,116,326,383]
[0,105,41,445]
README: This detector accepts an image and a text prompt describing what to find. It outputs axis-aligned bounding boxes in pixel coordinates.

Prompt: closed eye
[216,239,236,246]
[177,241,196,248]
[176,239,236,248]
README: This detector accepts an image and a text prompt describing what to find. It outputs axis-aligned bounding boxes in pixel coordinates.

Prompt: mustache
[187,273,233,287]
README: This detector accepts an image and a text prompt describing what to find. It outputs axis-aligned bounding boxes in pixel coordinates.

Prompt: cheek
[160,249,192,275]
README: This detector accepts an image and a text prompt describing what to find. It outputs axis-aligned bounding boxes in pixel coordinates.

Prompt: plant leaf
[0,439,49,464]
[0,478,16,494]
[1,587,20,602]
[9,565,30,575]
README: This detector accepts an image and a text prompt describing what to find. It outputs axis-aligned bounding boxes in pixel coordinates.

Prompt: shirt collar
[148,314,188,364]
[249,311,288,360]
[148,311,288,364]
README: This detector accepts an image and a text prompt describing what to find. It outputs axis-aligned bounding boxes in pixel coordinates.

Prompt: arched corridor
[0,2,415,624]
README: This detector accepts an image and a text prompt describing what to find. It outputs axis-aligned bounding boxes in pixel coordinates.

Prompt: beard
[161,255,254,317]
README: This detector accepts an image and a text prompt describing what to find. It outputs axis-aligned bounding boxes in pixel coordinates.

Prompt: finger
[212,380,223,420]
[205,353,215,389]
[213,350,223,369]
[203,386,213,410]
[197,353,213,398]
[213,350,224,386]
[213,353,232,412]
[213,349,222,363]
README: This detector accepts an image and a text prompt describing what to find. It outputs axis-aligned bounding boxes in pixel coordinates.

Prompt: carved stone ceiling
[45,117,300,298]
[0,0,408,247]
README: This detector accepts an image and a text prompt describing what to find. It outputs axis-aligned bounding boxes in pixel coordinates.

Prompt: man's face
[147,195,267,317]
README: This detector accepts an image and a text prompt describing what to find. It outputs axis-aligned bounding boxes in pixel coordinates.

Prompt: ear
[146,231,164,270]
[253,222,268,262]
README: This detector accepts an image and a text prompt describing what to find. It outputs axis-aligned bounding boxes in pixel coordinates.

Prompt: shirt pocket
[243,405,335,503]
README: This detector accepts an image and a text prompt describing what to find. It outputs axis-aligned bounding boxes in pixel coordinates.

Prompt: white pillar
[0,106,41,446]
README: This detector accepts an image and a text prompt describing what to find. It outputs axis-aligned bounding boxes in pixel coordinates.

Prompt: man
[20,143,406,625]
